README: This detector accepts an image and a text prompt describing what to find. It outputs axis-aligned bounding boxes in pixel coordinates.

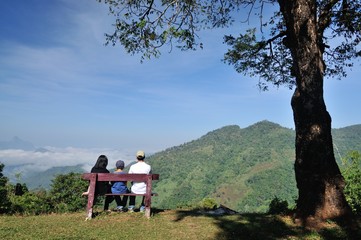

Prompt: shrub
[199,198,218,210]
[10,190,52,215]
[49,172,88,212]
[268,197,289,215]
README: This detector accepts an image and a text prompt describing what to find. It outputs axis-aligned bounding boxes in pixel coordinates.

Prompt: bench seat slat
[104,193,158,196]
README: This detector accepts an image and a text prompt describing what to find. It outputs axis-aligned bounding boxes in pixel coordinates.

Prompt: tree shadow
[174,210,361,240]
[91,207,165,218]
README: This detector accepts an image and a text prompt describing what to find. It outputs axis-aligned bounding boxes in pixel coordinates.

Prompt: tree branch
[255,31,286,54]
[318,0,339,35]
[140,0,155,21]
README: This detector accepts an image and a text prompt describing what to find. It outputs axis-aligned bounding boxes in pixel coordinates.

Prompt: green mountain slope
[10,121,361,213]
[23,165,84,190]
[148,121,361,213]
[148,121,295,212]
[332,124,361,162]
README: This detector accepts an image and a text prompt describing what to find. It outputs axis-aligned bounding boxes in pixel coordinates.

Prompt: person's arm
[82,186,90,196]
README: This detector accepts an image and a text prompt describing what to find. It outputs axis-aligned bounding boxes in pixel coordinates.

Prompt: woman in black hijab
[91,155,110,195]
[83,155,113,211]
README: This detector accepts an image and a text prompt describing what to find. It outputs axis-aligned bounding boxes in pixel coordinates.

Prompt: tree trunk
[278,0,352,223]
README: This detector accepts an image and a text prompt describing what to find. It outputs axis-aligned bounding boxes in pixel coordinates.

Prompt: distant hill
[22,165,85,190]
[332,124,361,161]
[0,136,35,150]
[148,121,361,213]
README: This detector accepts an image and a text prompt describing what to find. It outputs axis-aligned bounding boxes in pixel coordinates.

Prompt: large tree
[97,0,360,223]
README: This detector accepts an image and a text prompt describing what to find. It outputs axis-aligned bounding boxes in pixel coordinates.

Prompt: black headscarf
[91,155,109,173]
[91,155,110,195]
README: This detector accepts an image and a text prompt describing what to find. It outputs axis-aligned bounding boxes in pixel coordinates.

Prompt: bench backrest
[81,173,159,182]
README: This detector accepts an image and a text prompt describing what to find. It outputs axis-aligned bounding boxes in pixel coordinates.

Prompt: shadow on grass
[174,210,361,240]
[91,207,165,217]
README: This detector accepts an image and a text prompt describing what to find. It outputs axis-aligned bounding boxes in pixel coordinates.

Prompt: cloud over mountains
[0,137,136,179]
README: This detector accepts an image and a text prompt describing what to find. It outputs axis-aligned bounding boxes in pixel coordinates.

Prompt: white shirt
[128,161,151,194]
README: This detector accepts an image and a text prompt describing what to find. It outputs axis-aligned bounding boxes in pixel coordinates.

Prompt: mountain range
[147,120,361,212]
[1,120,361,212]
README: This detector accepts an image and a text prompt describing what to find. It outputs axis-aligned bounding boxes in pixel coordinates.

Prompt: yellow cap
[136,150,145,158]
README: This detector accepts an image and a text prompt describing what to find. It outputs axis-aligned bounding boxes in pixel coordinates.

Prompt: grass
[0,209,360,240]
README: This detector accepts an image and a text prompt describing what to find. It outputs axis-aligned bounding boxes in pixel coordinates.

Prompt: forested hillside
[6,121,360,213]
[148,121,361,213]
[332,125,361,162]
[23,165,84,190]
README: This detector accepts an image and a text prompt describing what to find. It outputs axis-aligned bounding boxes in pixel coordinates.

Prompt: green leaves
[98,0,243,60]
[341,151,361,215]
[223,28,294,91]
[0,163,11,214]
[49,172,89,212]
[1,164,89,215]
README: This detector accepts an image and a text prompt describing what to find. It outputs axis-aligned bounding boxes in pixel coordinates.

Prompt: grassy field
[0,209,360,240]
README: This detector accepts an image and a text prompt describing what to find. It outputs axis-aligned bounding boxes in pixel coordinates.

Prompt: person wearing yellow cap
[128,150,151,212]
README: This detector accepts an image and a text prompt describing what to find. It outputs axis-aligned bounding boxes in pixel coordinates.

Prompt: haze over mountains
[0,138,136,189]
[0,136,36,151]
[1,120,361,211]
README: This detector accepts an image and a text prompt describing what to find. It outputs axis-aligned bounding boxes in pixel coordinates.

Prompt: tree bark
[278,0,352,223]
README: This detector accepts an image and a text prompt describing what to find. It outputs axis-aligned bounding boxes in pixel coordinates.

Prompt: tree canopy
[98,0,360,89]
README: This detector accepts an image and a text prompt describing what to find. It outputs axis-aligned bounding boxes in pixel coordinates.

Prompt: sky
[0,0,360,173]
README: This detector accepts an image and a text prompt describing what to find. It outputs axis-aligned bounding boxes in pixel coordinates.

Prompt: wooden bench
[81,173,159,219]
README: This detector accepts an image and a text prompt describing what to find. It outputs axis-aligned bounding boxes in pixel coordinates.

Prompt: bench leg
[86,207,93,220]
[144,176,152,218]
[144,194,151,218]
[145,207,151,218]
[85,193,95,220]
[85,174,97,220]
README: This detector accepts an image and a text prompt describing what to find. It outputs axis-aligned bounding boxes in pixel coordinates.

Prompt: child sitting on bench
[111,160,130,211]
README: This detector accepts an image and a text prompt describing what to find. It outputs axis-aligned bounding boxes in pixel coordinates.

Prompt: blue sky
[1,0,360,154]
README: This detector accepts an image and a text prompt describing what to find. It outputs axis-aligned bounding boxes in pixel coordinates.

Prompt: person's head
[136,150,145,161]
[94,155,108,169]
[116,160,125,170]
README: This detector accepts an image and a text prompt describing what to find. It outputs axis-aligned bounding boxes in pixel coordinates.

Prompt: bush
[268,197,289,215]
[49,172,88,212]
[10,190,52,215]
[1,163,50,215]
[1,164,91,215]
[199,198,218,210]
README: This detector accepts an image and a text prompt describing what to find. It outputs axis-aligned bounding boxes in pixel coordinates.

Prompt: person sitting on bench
[82,155,114,212]
[128,150,151,212]
[111,160,130,212]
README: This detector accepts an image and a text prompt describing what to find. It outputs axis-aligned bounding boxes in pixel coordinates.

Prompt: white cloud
[0,147,137,176]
